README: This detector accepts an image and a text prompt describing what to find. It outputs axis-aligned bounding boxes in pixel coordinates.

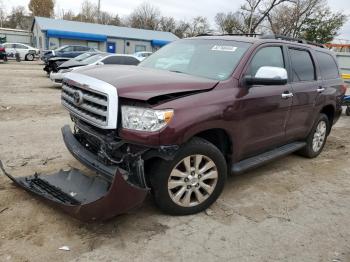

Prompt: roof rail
[195,33,325,48]
[261,34,325,48]
[196,33,261,38]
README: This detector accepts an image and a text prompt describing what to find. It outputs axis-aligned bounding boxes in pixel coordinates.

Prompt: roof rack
[261,34,325,48]
[196,33,325,48]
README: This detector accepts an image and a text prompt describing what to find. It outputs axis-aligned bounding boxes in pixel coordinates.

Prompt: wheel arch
[192,128,233,162]
[320,104,335,133]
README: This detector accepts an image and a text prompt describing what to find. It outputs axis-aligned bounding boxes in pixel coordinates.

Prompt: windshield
[139,39,251,80]
[83,53,108,64]
[54,45,67,51]
[74,52,98,62]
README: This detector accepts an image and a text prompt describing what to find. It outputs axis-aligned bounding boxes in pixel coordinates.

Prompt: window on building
[289,48,316,82]
[135,45,146,52]
[316,51,339,80]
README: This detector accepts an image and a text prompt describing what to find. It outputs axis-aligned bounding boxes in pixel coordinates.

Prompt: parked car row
[50,53,142,84]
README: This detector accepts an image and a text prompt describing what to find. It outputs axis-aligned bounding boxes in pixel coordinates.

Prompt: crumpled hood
[73,65,219,101]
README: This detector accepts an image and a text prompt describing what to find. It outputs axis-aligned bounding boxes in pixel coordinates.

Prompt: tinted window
[249,46,285,77]
[289,49,315,82]
[15,44,28,49]
[103,56,123,64]
[123,57,140,65]
[316,51,339,80]
[103,56,140,65]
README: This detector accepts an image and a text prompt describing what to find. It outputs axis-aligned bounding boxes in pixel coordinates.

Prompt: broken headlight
[121,106,174,132]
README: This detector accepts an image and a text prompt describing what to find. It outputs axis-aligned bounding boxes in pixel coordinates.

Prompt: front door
[237,45,293,159]
[107,42,116,53]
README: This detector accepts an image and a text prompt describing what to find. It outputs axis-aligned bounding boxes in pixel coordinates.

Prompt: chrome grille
[61,83,109,127]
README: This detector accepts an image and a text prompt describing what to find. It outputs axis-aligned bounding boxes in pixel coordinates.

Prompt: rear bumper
[0,126,149,221]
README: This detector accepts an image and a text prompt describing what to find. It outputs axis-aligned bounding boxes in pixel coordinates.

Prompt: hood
[59,60,87,69]
[74,65,219,101]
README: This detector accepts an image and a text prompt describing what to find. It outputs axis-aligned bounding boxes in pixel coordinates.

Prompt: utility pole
[97,0,101,23]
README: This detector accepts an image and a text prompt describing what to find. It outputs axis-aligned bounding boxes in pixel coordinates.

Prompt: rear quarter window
[289,48,316,82]
[316,51,340,80]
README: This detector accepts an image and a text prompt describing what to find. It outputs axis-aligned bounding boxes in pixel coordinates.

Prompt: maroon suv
[2,35,346,221]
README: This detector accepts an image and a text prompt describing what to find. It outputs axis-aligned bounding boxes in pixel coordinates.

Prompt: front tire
[25,53,34,61]
[298,113,329,158]
[150,137,227,215]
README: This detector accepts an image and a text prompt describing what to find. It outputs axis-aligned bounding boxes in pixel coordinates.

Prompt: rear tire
[149,137,227,215]
[298,113,329,158]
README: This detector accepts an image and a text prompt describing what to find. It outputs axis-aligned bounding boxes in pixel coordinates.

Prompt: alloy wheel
[167,155,218,207]
[312,120,327,152]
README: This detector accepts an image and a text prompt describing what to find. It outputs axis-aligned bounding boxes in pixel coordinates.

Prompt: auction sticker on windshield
[211,45,238,52]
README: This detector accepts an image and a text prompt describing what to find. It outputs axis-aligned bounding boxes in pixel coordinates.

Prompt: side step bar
[232,142,306,174]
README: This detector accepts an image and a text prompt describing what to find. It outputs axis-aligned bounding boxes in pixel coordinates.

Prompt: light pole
[97,0,101,23]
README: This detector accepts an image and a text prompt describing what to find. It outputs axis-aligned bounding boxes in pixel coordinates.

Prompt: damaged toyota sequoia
[2,35,346,221]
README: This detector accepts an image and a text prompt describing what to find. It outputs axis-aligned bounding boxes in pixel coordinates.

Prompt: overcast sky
[3,0,350,39]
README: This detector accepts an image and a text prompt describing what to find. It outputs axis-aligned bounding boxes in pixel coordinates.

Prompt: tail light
[0,47,5,52]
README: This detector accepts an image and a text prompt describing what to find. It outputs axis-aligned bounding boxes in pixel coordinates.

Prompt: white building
[31,17,178,54]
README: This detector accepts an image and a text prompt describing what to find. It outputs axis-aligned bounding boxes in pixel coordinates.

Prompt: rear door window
[289,48,316,82]
[316,51,339,80]
[249,46,285,77]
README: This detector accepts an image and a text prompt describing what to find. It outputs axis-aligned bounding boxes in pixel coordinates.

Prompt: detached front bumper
[0,126,149,221]
[50,71,64,84]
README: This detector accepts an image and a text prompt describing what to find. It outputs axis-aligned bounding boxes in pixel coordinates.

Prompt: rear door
[238,44,293,158]
[285,47,321,140]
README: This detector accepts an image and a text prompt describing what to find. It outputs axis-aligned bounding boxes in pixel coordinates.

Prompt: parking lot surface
[0,61,349,262]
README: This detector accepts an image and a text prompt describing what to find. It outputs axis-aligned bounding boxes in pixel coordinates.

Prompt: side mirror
[245,66,288,86]
[96,61,104,65]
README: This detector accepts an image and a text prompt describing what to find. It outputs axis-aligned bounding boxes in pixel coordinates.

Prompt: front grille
[61,83,109,127]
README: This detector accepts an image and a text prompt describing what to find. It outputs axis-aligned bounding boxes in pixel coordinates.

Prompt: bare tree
[28,0,55,17]
[186,16,210,37]
[267,0,322,37]
[215,12,245,34]
[0,0,6,28]
[159,16,176,32]
[6,6,31,29]
[77,0,98,23]
[60,9,75,21]
[174,20,190,38]
[128,2,160,30]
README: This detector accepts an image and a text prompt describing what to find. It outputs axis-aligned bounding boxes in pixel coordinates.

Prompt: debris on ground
[58,246,70,251]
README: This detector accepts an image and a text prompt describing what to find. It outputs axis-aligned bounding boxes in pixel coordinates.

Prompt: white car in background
[134,51,153,61]
[50,53,142,84]
[3,43,39,61]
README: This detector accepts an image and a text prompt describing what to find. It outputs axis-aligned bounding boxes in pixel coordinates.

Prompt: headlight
[122,106,174,132]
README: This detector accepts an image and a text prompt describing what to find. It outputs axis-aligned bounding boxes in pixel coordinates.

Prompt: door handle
[317,87,325,93]
[281,92,294,99]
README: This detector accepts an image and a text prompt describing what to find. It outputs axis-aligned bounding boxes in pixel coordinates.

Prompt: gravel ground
[0,61,349,262]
